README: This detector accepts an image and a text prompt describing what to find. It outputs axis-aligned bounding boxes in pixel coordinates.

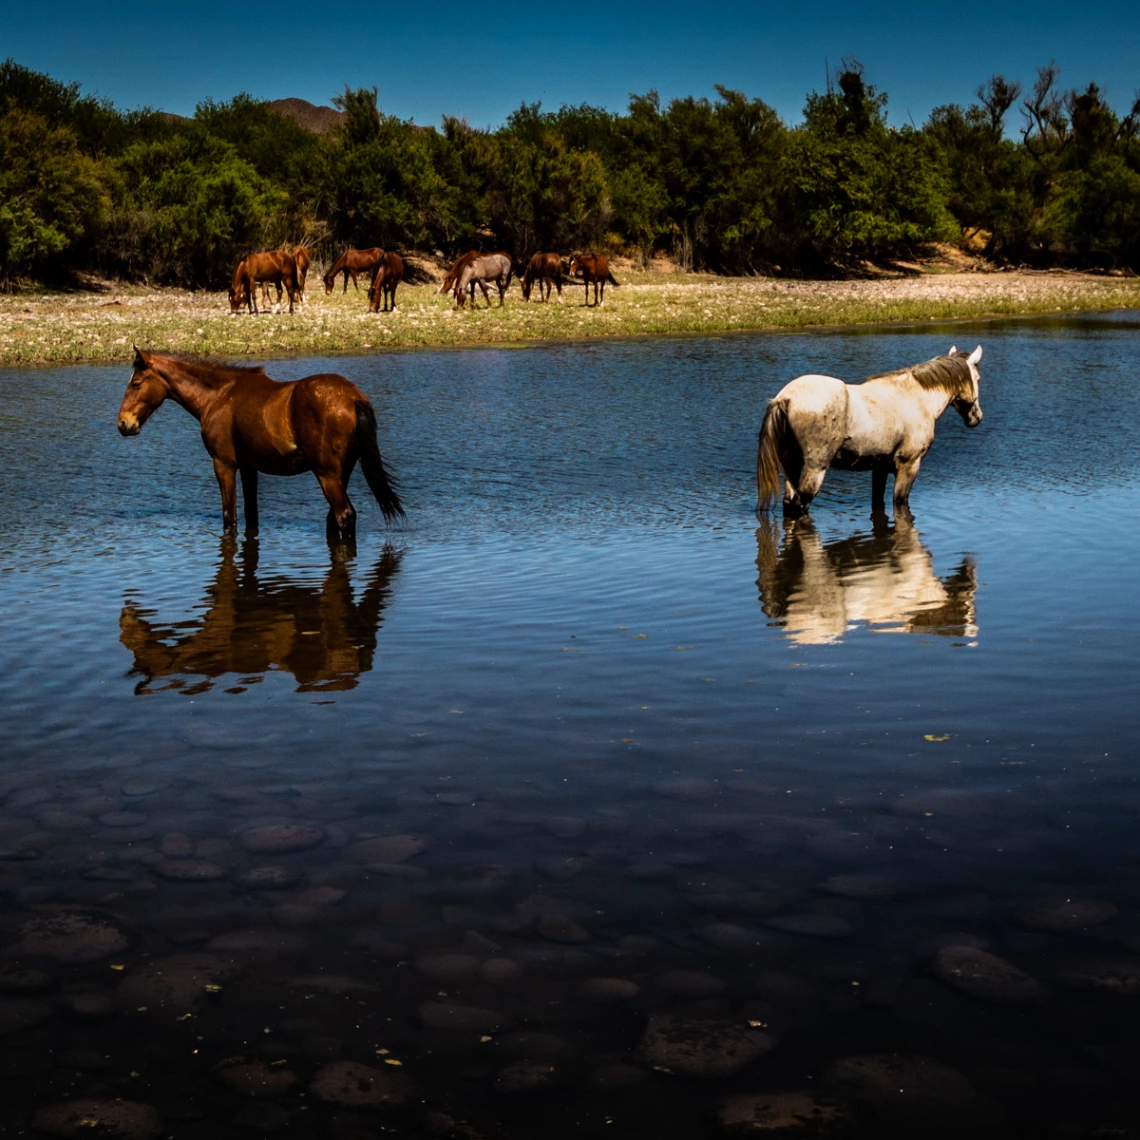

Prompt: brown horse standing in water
[368,251,405,312]
[230,251,299,314]
[324,248,384,294]
[568,253,619,306]
[521,252,564,303]
[117,349,404,540]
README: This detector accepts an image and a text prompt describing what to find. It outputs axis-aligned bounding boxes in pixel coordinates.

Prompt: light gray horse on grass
[757,345,983,515]
[454,252,513,310]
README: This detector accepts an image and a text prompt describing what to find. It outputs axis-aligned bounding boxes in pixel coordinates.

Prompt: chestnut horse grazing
[260,245,312,308]
[368,251,404,312]
[324,248,384,294]
[521,252,564,302]
[454,252,513,309]
[436,250,480,296]
[230,251,299,314]
[568,254,619,306]
[117,349,404,540]
[757,346,984,516]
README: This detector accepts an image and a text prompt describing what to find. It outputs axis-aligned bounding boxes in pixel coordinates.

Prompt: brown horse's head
[520,274,533,301]
[118,347,169,436]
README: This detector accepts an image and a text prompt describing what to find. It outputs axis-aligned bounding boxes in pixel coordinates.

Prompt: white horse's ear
[968,345,983,365]
[948,345,958,356]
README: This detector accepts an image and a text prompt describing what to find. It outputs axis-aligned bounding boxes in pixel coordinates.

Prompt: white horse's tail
[757,397,789,511]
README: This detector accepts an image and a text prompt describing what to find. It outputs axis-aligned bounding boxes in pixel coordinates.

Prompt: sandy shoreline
[2,270,1138,368]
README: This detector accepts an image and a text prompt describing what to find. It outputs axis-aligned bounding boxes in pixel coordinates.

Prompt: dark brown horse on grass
[262,245,311,307]
[568,253,619,306]
[117,349,404,540]
[368,252,405,312]
[324,248,384,294]
[230,251,299,314]
[521,252,564,303]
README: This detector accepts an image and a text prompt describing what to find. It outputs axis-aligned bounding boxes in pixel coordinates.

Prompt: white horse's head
[947,345,984,428]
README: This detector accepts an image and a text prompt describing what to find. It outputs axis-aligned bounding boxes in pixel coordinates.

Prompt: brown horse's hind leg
[240,467,259,534]
[317,472,357,541]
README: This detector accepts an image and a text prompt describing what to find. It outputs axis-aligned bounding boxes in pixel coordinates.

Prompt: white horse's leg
[893,457,923,506]
[792,465,828,513]
[872,466,889,508]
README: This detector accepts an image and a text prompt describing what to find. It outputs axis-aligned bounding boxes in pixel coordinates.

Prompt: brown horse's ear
[132,345,147,370]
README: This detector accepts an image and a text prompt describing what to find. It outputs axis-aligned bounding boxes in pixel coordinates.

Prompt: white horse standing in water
[757,345,983,515]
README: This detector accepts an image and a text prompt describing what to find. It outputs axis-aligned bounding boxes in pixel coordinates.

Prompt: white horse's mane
[867,355,975,394]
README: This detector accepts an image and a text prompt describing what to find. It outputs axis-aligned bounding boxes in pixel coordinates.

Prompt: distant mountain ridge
[267,98,344,134]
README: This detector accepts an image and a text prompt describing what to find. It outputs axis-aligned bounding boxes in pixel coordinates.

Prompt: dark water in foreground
[1,317,1139,1139]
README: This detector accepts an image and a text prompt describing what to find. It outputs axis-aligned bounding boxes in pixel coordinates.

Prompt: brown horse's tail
[757,397,789,511]
[354,401,405,523]
[606,272,620,287]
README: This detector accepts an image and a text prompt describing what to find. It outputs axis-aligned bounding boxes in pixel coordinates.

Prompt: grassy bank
[3,270,1140,368]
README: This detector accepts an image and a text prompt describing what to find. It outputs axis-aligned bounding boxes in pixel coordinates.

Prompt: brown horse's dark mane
[148,353,267,387]
[867,355,974,394]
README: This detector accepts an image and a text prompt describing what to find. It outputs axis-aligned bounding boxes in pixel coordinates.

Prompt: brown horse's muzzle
[118,412,143,436]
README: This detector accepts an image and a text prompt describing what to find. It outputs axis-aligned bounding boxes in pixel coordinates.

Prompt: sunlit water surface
[1,316,1139,1138]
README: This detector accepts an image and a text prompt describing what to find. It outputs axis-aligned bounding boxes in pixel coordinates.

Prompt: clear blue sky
[4,0,1137,128]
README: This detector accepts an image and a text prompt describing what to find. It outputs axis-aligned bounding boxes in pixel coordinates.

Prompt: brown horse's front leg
[213,458,239,532]
[240,466,259,534]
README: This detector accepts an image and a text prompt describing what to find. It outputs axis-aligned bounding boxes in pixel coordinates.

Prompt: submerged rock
[309,1060,409,1109]
[636,1015,776,1079]
[214,1056,298,1098]
[344,834,426,863]
[716,1091,853,1136]
[929,946,1047,1007]
[418,1003,513,1034]
[825,1053,996,1130]
[151,859,228,882]
[238,824,324,855]
[0,996,51,1036]
[766,914,852,939]
[576,977,640,1003]
[117,953,240,1015]
[493,1060,562,1095]
[0,964,53,993]
[1014,896,1118,933]
[32,1099,163,1140]
[15,908,133,964]
[233,866,301,890]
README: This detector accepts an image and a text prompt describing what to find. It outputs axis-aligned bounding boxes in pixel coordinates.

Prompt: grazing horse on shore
[521,252,564,303]
[324,248,384,294]
[454,252,513,309]
[367,251,404,312]
[260,245,312,308]
[117,349,404,540]
[568,254,619,306]
[230,251,299,314]
[436,251,480,296]
[756,346,984,516]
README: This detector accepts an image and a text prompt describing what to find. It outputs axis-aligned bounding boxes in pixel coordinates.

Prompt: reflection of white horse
[757,346,983,515]
[756,513,978,646]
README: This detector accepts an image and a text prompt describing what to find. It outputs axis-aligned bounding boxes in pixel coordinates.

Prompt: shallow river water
[1,316,1139,1139]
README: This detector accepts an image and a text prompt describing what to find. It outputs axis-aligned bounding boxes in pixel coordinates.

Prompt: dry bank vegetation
[3,268,1140,368]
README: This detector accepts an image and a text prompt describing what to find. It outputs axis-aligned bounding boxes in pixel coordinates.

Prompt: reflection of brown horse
[368,252,404,312]
[755,511,978,645]
[117,349,404,539]
[120,538,403,695]
[521,252,564,303]
[324,248,384,294]
[568,254,619,306]
[230,251,299,314]
[263,246,311,307]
